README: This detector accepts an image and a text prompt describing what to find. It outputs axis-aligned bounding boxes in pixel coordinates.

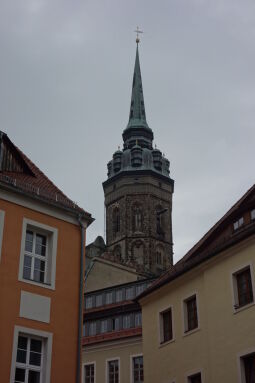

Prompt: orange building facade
[0,131,92,383]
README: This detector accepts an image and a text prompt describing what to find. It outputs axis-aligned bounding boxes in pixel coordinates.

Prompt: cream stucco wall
[140,236,255,383]
[82,337,142,382]
[86,260,139,292]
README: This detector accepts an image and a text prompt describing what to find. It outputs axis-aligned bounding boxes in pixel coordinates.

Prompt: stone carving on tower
[103,38,174,276]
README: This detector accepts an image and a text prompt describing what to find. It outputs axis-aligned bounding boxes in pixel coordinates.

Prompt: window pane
[34,259,45,272]
[116,290,123,302]
[243,353,255,383]
[189,373,202,383]
[106,292,113,304]
[101,320,108,333]
[162,309,172,342]
[237,268,253,307]
[23,266,31,280]
[18,336,28,350]
[86,296,93,309]
[133,356,144,383]
[85,364,94,383]
[35,234,46,256]
[135,312,142,327]
[29,351,41,366]
[126,287,134,299]
[28,370,40,383]
[16,349,27,364]
[25,231,33,252]
[15,368,25,382]
[123,314,131,329]
[186,296,198,331]
[30,339,42,353]
[33,269,45,283]
[96,294,102,307]
[24,255,32,268]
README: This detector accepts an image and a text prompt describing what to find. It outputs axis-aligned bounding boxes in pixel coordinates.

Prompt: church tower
[103,39,174,275]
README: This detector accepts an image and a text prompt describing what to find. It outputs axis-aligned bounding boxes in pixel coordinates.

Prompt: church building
[83,36,174,383]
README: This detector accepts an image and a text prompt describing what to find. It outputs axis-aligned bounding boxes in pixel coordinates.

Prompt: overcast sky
[0,0,254,262]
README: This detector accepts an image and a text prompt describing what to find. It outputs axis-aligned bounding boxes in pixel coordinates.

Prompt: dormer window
[233,217,244,231]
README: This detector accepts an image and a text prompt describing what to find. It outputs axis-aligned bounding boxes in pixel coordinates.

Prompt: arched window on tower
[112,207,120,237]
[132,204,143,232]
[156,245,164,267]
[156,205,167,236]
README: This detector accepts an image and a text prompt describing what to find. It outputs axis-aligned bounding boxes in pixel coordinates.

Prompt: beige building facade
[139,185,255,383]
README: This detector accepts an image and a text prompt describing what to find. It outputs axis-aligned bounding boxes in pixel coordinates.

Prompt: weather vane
[134,26,143,44]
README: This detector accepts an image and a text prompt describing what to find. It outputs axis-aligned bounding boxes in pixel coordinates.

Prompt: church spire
[127,36,149,130]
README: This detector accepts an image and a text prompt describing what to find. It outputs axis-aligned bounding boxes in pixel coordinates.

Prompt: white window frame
[10,325,52,383]
[106,357,120,383]
[83,361,96,383]
[237,347,255,383]
[186,369,204,383]
[231,262,255,314]
[158,304,175,347]
[182,292,200,336]
[0,210,5,262]
[18,218,58,290]
[130,354,143,383]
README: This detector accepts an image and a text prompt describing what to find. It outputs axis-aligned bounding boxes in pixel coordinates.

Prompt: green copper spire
[127,42,149,130]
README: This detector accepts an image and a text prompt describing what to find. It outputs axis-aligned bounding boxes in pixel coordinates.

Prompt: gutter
[76,215,86,383]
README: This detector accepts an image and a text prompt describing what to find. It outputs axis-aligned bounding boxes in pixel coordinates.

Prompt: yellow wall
[83,338,142,382]
[140,236,255,383]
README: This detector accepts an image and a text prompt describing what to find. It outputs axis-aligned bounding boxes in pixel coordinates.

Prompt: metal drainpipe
[76,215,85,383]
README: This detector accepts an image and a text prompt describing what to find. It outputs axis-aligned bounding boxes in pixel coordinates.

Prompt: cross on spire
[134,26,143,44]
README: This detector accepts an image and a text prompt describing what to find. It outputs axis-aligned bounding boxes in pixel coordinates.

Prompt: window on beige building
[184,295,198,333]
[233,266,254,309]
[84,363,95,383]
[132,356,144,383]
[188,372,202,383]
[107,359,119,383]
[241,353,255,383]
[160,308,173,343]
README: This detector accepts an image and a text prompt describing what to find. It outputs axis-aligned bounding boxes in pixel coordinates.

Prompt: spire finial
[134,26,143,44]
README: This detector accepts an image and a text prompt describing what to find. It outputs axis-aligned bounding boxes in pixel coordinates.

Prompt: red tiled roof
[0,131,92,222]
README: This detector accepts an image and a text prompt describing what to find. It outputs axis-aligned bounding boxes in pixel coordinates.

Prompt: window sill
[233,301,255,314]
[19,277,55,290]
[159,338,175,348]
[183,327,200,338]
